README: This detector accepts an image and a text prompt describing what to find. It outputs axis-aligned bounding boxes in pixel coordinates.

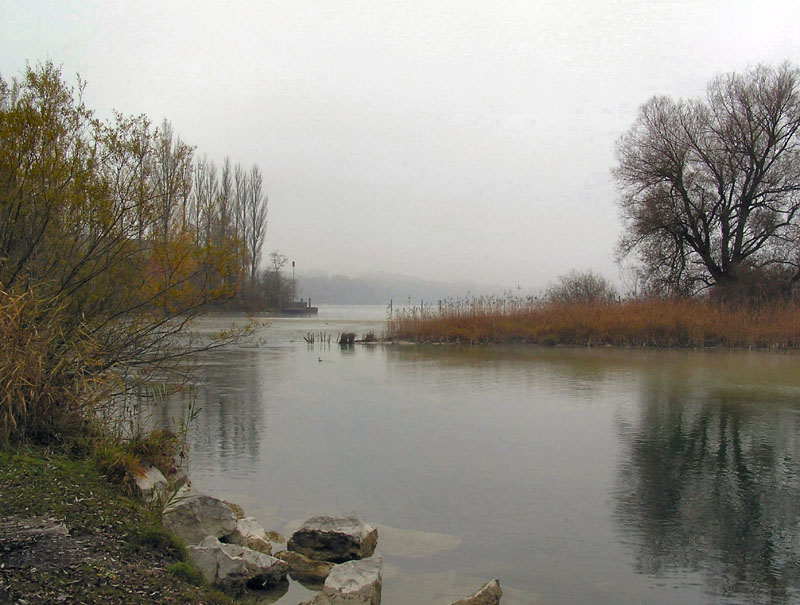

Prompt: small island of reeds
[387,295,800,349]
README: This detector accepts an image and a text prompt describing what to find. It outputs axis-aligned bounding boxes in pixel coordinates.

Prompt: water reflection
[157,349,268,476]
[153,313,800,603]
[384,345,638,399]
[614,363,800,602]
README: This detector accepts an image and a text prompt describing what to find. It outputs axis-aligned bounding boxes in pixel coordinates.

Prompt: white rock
[224,516,272,554]
[300,556,383,604]
[274,549,335,581]
[187,536,288,591]
[288,515,378,562]
[451,579,503,605]
[133,466,168,503]
[161,490,237,545]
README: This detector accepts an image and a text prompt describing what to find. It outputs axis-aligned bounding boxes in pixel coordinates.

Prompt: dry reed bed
[387,299,800,348]
[0,288,105,446]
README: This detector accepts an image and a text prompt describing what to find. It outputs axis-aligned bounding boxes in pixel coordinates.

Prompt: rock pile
[274,550,335,582]
[187,536,287,591]
[162,489,286,592]
[285,515,382,604]
[160,489,501,603]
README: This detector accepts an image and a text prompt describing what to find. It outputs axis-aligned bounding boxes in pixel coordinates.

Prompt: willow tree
[615,63,800,299]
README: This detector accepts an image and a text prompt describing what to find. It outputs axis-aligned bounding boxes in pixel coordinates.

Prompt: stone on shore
[222,500,245,519]
[274,549,335,581]
[224,516,272,554]
[451,579,503,605]
[265,530,286,543]
[187,536,288,591]
[288,515,378,563]
[133,466,168,503]
[161,490,237,545]
[300,556,383,605]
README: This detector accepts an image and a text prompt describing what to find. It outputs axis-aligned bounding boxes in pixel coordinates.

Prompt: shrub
[545,270,617,304]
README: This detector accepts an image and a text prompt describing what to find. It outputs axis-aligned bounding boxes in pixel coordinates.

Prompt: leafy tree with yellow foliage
[0,62,249,445]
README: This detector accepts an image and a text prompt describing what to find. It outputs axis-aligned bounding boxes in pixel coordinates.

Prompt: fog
[4,0,800,292]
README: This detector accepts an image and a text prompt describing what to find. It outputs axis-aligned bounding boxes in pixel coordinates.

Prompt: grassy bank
[387,298,800,348]
[0,445,235,605]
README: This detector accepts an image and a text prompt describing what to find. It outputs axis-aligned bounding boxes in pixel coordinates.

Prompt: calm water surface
[155,306,800,604]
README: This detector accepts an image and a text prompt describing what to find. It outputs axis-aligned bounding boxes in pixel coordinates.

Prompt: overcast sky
[3,1,800,292]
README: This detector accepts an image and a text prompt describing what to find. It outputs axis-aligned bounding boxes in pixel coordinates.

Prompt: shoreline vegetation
[0,445,235,604]
[0,62,252,603]
[386,297,800,349]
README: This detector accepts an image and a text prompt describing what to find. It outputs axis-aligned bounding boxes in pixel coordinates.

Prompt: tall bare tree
[615,63,800,299]
[244,165,268,282]
[233,162,248,274]
[192,155,218,247]
[216,156,233,244]
[152,119,194,239]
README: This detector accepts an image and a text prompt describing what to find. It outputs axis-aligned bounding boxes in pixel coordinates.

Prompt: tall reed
[0,287,106,446]
[387,296,800,349]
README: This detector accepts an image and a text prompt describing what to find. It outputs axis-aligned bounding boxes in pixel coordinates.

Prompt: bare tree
[152,119,194,238]
[615,63,800,299]
[216,156,233,244]
[244,165,268,282]
[233,162,248,273]
[546,270,617,304]
[192,155,218,247]
[265,250,289,308]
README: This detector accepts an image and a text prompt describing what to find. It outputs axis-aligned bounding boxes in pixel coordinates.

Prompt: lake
[153,306,800,604]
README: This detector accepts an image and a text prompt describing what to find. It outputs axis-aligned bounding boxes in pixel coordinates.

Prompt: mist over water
[156,308,800,604]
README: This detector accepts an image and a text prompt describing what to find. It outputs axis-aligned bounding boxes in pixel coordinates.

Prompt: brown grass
[387,297,800,349]
[0,287,105,446]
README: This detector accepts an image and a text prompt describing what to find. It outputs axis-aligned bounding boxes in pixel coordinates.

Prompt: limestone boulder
[451,579,503,605]
[222,500,245,519]
[165,466,190,490]
[224,516,272,554]
[288,515,378,563]
[300,556,383,605]
[265,530,286,543]
[275,549,335,581]
[161,490,237,545]
[133,466,168,503]
[187,536,288,591]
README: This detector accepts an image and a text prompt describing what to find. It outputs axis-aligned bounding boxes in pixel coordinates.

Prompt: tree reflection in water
[614,378,800,603]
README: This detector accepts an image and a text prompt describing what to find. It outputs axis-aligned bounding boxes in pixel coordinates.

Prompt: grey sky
[3,1,800,291]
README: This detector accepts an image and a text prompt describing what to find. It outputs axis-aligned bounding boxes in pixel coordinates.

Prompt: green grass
[0,445,236,604]
[169,561,206,586]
